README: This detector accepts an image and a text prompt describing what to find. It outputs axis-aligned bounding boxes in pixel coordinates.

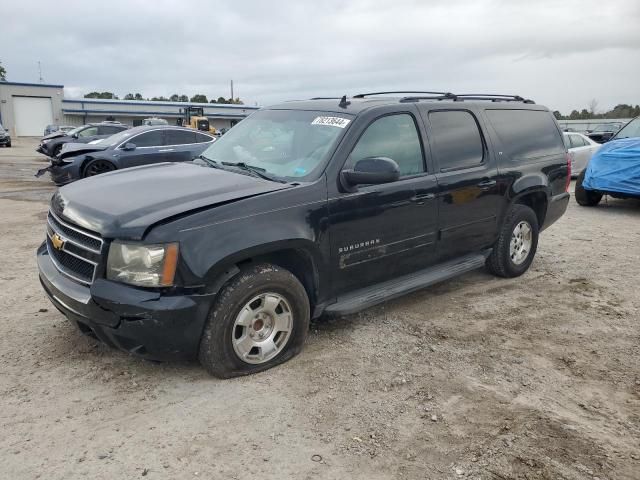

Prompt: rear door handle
[477,180,497,190]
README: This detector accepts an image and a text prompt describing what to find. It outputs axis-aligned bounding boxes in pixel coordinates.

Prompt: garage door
[13,96,53,137]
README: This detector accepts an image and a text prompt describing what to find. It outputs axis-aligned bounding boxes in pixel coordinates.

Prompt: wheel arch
[203,239,326,311]
[512,189,549,228]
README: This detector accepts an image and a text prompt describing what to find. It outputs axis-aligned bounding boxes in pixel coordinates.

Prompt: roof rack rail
[400,93,535,104]
[454,94,535,104]
[353,91,454,99]
[309,97,343,100]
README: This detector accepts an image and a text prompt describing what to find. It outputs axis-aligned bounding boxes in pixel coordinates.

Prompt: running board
[324,251,490,316]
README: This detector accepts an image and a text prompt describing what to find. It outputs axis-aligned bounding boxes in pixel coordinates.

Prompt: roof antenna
[339,95,350,108]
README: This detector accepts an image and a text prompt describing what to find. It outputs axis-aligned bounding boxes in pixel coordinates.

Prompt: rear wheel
[199,263,310,378]
[575,170,602,206]
[486,204,539,278]
[83,159,116,178]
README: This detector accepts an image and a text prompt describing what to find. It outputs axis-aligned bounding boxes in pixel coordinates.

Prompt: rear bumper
[37,242,213,361]
[542,192,570,231]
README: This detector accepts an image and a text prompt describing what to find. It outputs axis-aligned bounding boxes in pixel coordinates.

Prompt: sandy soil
[0,138,639,479]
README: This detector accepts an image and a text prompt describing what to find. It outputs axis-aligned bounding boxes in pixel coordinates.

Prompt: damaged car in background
[36,126,215,185]
[37,122,129,158]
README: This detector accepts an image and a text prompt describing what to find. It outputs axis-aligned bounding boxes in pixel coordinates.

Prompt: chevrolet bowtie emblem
[51,233,65,250]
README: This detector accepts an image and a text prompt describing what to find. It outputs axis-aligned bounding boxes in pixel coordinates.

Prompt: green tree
[0,61,6,81]
[134,93,143,100]
[190,94,208,103]
[84,91,119,99]
[170,94,180,102]
[216,96,227,104]
[178,95,189,102]
[124,93,135,100]
[151,96,169,101]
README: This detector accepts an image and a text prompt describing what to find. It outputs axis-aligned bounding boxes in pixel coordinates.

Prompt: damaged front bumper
[37,242,213,361]
[35,161,80,185]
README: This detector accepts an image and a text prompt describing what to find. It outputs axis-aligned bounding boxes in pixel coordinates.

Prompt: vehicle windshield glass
[199,109,352,180]
[592,124,617,132]
[613,118,640,140]
[66,126,85,136]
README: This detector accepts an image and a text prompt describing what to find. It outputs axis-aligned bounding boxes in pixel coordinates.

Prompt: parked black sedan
[37,126,216,185]
[37,122,129,157]
[586,122,624,144]
[0,124,11,147]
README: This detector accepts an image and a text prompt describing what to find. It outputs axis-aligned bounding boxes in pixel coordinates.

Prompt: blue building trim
[62,99,258,110]
[1,81,65,88]
[62,109,250,118]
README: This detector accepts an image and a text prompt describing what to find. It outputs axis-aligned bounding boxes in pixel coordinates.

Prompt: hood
[42,131,68,141]
[53,162,292,240]
[58,142,108,160]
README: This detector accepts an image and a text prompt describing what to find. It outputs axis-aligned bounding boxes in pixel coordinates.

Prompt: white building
[0,81,259,137]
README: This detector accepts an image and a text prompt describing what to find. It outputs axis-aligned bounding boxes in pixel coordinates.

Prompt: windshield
[592,124,619,132]
[65,126,85,137]
[199,109,352,181]
[612,118,640,140]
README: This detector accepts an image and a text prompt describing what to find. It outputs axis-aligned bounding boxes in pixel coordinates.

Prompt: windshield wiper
[221,161,285,183]
[198,154,224,169]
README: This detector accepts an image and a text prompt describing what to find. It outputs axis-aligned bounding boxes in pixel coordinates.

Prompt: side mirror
[71,133,78,139]
[341,157,400,188]
[122,143,137,151]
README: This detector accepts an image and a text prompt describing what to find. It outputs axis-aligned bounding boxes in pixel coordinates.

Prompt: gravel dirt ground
[0,138,639,480]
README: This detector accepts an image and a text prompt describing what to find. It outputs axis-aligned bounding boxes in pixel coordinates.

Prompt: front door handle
[477,180,497,190]
[410,192,436,204]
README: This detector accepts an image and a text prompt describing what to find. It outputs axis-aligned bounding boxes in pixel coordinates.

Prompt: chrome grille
[46,211,103,285]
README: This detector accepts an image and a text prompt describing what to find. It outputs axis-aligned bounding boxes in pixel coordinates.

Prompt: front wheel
[83,159,116,178]
[199,263,310,378]
[486,204,539,278]
[575,170,602,206]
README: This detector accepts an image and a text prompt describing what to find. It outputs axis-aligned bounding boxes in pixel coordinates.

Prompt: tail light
[565,153,571,192]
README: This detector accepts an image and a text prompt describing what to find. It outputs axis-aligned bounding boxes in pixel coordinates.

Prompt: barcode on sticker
[311,116,351,128]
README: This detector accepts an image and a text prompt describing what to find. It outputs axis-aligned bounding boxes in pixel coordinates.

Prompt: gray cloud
[1,0,639,113]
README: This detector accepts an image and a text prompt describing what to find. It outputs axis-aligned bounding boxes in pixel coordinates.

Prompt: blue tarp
[582,138,640,195]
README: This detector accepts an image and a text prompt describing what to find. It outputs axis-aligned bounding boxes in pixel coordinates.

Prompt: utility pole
[38,61,43,83]
[230,80,234,101]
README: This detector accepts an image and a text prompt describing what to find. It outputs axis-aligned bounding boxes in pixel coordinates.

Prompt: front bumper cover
[37,242,214,361]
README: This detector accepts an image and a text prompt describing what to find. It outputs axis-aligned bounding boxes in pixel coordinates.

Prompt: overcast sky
[2,0,639,113]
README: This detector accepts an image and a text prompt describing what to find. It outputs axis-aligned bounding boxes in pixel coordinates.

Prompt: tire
[199,263,310,378]
[6,142,10,148]
[82,159,116,178]
[486,204,539,278]
[574,170,602,207]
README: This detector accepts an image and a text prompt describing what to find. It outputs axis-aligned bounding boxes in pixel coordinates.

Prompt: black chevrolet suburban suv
[37,91,570,377]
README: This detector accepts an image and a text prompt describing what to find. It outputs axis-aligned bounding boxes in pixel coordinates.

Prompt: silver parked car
[564,132,600,178]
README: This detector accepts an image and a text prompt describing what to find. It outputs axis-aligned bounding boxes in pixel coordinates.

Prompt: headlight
[106,242,179,287]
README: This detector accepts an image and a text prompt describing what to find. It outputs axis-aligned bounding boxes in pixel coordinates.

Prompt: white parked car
[564,132,600,178]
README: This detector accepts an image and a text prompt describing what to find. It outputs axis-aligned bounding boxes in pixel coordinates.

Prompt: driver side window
[347,114,424,177]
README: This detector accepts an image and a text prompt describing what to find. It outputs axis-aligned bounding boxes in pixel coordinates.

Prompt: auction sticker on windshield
[311,116,351,128]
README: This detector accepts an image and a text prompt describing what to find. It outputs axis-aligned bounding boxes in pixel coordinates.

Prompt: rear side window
[165,129,196,145]
[486,109,565,161]
[99,126,122,135]
[195,132,213,143]
[428,110,484,172]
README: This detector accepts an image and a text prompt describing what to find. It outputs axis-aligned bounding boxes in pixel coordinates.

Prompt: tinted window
[130,130,165,147]
[347,114,424,176]
[99,126,123,135]
[195,132,213,143]
[77,126,99,138]
[429,111,484,171]
[486,109,565,161]
[165,129,196,145]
